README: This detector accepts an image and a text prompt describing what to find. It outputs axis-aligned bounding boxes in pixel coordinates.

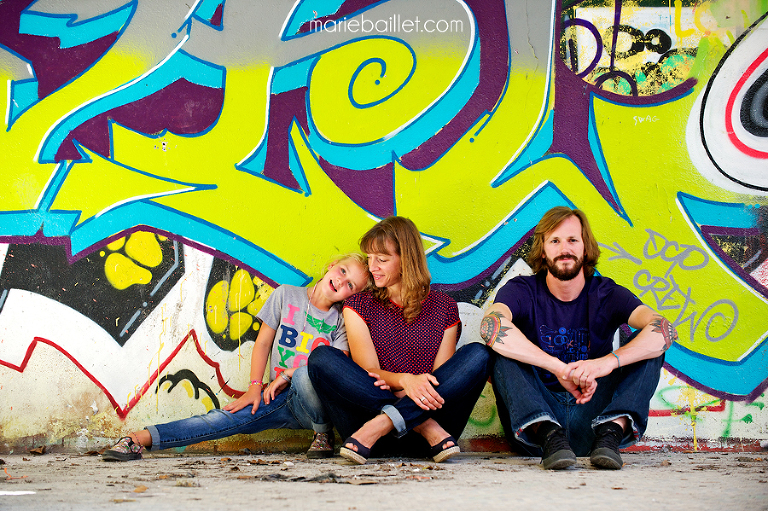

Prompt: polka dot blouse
[344,290,461,374]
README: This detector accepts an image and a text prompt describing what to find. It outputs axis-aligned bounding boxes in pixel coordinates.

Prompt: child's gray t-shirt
[257,285,349,381]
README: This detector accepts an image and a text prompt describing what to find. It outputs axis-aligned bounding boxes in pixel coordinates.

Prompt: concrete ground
[1,450,766,510]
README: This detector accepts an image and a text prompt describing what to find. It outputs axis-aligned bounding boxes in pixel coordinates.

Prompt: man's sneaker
[102,437,143,462]
[306,432,334,459]
[590,421,624,470]
[538,424,576,470]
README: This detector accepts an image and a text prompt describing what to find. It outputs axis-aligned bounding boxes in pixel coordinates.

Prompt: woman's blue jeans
[146,366,329,451]
[307,343,492,457]
[491,351,665,457]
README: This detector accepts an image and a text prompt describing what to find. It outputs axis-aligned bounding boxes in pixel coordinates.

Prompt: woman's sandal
[429,435,460,463]
[339,437,371,465]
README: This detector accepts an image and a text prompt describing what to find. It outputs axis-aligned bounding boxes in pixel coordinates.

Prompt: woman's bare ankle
[413,418,451,447]
[348,414,393,450]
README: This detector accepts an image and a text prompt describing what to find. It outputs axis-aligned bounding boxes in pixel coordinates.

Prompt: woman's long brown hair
[360,216,431,322]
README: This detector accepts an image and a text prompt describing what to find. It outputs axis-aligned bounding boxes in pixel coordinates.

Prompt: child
[103,254,372,461]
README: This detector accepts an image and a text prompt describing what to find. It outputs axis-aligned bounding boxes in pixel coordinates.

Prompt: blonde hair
[360,216,430,322]
[527,207,600,277]
[322,253,373,291]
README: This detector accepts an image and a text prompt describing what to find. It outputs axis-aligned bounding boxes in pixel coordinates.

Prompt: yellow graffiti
[101,232,164,290]
[590,53,768,361]
[104,252,152,290]
[229,312,253,341]
[206,280,229,335]
[181,380,195,398]
[679,386,719,451]
[246,279,271,317]
[125,231,163,267]
[107,238,126,251]
[228,269,255,313]
[675,1,697,39]
[205,269,275,342]
[393,70,550,252]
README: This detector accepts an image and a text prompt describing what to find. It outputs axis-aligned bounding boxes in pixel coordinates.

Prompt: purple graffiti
[54,78,224,161]
[550,0,697,211]
[398,0,509,169]
[210,4,223,27]
[0,0,119,99]
[262,87,311,191]
[261,87,396,217]
[322,158,394,218]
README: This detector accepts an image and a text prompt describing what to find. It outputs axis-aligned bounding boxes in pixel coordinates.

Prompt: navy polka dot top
[344,290,461,374]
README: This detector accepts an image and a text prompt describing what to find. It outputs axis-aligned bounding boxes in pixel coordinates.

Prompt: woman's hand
[263,374,290,404]
[400,373,444,410]
[223,384,263,415]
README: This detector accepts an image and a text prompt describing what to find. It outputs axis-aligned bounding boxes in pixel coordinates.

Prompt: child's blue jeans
[146,366,328,451]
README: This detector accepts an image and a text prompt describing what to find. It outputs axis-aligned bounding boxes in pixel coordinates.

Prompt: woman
[307,216,491,464]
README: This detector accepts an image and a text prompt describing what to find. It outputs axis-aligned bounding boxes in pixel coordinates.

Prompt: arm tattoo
[480,311,511,348]
[651,315,678,351]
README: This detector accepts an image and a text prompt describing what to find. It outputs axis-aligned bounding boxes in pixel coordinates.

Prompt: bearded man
[480,207,677,470]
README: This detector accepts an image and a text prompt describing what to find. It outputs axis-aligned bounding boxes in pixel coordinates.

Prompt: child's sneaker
[102,437,143,461]
[306,432,334,459]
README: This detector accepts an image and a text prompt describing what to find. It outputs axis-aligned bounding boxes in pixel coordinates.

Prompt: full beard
[545,255,584,281]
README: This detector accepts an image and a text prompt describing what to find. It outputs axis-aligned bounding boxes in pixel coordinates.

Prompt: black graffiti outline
[156,369,220,409]
[699,10,768,191]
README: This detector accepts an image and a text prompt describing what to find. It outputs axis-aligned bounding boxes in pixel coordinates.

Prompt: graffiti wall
[1,0,766,453]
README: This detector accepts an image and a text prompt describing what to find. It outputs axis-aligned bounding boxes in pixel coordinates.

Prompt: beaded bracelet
[250,380,264,387]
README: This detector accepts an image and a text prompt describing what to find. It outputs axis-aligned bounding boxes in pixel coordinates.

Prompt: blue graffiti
[428,182,574,285]
[669,192,767,399]
[6,1,137,128]
[19,2,134,48]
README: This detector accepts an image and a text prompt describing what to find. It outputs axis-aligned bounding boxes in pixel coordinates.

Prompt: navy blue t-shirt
[494,272,642,389]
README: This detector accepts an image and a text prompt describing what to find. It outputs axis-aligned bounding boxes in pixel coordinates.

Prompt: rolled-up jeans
[307,343,492,457]
[146,366,329,451]
[492,351,664,457]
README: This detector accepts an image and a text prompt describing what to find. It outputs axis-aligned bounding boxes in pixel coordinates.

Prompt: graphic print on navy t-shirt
[538,324,590,386]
